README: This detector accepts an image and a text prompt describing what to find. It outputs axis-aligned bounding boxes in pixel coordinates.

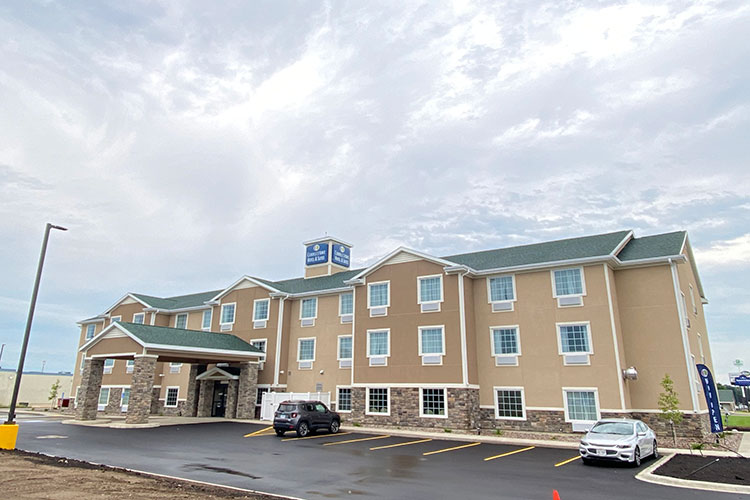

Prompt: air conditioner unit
[495,355,518,366]
[572,421,593,433]
[369,357,387,366]
[370,307,387,317]
[220,324,232,331]
[564,354,589,365]
[492,302,513,312]
[339,359,352,369]
[301,318,315,327]
[420,302,440,313]
[558,296,583,307]
[340,314,353,324]
[254,320,267,329]
[422,355,442,365]
[298,361,312,370]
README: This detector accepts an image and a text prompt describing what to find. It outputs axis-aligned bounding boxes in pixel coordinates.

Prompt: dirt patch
[654,454,750,486]
[0,449,283,499]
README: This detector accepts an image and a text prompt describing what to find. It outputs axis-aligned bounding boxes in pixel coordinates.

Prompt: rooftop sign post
[2,223,67,449]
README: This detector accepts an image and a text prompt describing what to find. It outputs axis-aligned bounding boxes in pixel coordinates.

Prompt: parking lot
[12,418,744,500]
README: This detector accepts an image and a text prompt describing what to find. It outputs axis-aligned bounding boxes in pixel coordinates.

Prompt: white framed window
[563,388,600,427]
[337,387,352,412]
[487,275,516,312]
[689,284,697,315]
[103,358,115,374]
[256,387,270,407]
[98,387,110,411]
[297,337,316,369]
[697,333,705,365]
[551,268,586,307]
[366,387,390,416]
[250,339,267,369]
[417,275,443,312]
[126,359,134,374]
[338,335,353,369]
[110,316,121,324]
[85,324,96,340]
[202,309,212,331]
[300,297,317,326]
[220,303,236,331]
[557,322,593,365]
[79,356,85,374]
[367,329,390,366]
[253,298,270,328]
[132,313,145,324]
[121,388,130,412]
[175,313,188,329]
[169,362,182,374]
[491,326,521,366]
[420,388,447,418]
[418,325,445,365]
[165,386,179,407]
[367,281,390,316]
[339,293,353,323]
[494,387,526,420]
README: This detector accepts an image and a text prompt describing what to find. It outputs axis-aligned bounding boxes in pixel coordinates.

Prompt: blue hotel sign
[305,243,329,266]
[732,373,750,386]
[332,244,350,268]
[696,363,723,433]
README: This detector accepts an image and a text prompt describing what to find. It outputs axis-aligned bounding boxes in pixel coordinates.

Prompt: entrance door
[212,382,228,417]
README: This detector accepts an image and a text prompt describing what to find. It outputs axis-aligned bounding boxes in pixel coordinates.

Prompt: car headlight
[616,444,632,449]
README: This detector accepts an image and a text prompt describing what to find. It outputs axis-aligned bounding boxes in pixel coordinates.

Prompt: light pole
[0,343,5,369]
[4,223,67,425]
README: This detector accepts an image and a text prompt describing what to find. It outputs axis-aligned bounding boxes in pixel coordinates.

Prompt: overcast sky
[1,1,748,386]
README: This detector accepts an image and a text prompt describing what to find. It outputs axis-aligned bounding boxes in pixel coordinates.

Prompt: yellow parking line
[323,435,391,446]
[423,442,481,456]
[554,455,582,467]
[281,432,352,442]
[243,426,273,437]
[484,446,535,461]
[370,438,433,450]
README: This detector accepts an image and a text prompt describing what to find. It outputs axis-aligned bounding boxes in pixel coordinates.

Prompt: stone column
[236,362,259,419]
[105,388,123,415]
[197,380,215,417]
[77,358,104,421]
[184,364,202,417]
[225,379,239,419]
[125,354,158,424]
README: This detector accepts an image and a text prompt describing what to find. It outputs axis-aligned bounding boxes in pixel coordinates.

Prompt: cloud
[695,234,750,268]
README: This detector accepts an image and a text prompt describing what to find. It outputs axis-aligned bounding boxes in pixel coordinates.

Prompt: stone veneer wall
[629,411,709,439]
[149,387,161,415]
[77,358,104,420]
[347,387,479,430]
[161,401,188,416]
[236,362,259,419]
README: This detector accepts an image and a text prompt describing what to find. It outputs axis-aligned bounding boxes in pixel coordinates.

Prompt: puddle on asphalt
[182,463,261,479]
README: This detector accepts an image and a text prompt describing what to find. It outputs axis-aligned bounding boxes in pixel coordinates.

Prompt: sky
[0,1,748,386]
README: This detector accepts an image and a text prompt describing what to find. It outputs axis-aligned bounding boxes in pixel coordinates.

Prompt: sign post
[696,364,723,433]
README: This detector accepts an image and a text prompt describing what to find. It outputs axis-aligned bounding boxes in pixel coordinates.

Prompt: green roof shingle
[118,322,263,353]
[131,290,222,310]
[616,231,686,261]
[255,269,364,294]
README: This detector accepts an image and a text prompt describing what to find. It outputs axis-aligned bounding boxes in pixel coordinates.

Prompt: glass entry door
[212,382,228,417]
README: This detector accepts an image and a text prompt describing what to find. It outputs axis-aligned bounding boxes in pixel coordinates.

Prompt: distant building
[0,369,73,408]
[70,230,715,438]
[718,389,736,412]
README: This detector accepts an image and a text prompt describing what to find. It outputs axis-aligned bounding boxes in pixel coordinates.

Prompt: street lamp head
[49,224,68,231]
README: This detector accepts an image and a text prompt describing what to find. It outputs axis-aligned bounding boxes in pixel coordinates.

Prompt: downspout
[457,271,469,387]
[603,264,626,410]
[273,296,286,387]
[669,258,699,412]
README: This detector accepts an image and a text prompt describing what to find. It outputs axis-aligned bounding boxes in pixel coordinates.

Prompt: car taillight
[291,412,297,418]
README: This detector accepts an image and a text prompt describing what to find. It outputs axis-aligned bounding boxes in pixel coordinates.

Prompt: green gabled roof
[255,269,364,294]
[616,231,686,261]
[443,230,631,271]
[131,290,221,310]
[118,322,263,353]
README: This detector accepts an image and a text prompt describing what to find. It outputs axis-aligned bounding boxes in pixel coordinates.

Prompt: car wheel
[297,421,310,438]
[329,419,340,434]
[275,429,285,437]
[581,457,593,466]
[632,447,641,467]
[652,440,658,459]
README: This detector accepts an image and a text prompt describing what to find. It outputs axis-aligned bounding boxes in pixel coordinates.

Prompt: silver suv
[273,400,341,437]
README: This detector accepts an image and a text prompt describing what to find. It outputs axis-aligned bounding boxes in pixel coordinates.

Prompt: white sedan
[578,418,658,467]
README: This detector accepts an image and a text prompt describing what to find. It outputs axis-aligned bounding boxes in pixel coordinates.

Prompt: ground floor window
[256,387,269,407]
[121,388,131,409]
[98,387,110,410]
[337,388,352,412]
[165,387,179,407]
[420,388,446,417]
[564,390,598,421]
[367,388,389,415]
[495,388,525,419]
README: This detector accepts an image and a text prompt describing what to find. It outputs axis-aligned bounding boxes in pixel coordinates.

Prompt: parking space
[15,420,732,500]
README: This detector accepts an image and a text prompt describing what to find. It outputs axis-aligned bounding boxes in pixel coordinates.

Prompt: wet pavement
[13,420,746,499]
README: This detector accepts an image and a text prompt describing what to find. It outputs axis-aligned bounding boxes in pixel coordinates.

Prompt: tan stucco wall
[109,303,147,324]
[0,371,73,407]
[473,265,623,410]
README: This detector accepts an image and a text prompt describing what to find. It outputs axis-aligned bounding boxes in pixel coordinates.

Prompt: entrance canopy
[79,322,265,363]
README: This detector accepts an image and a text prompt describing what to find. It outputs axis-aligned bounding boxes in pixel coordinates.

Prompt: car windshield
[590,422,634,435]
[278,404,297,412]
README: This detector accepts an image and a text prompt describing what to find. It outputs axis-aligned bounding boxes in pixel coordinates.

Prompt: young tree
[48,379,61,409]
[658,374,683,445]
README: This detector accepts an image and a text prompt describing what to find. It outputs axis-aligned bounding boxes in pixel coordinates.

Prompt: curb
[635,454,750,495]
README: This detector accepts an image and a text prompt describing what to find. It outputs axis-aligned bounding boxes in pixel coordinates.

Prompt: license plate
[597,449,606,456]
[279,414,287,418]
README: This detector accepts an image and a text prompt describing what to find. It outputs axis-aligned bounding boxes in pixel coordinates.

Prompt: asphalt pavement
[9,418,746,500]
